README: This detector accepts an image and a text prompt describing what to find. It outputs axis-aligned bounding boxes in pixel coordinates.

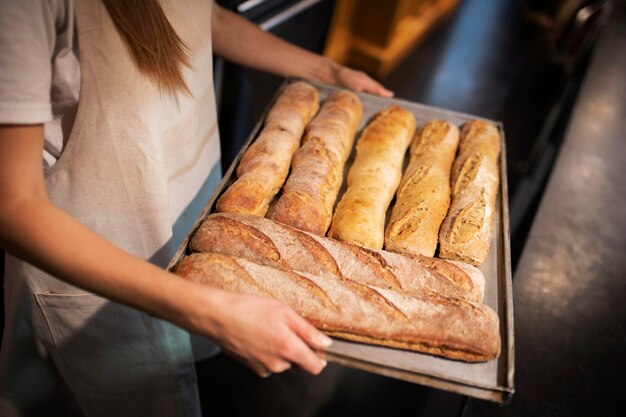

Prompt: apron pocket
[34,292,200,416]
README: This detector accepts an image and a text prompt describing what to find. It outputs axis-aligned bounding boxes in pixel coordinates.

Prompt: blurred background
[205,0,621,416]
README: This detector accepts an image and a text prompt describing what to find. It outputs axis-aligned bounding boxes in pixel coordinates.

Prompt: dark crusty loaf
[439,120,501,265]
[190,213,485,303]
[385,120,460,257]
[175,252,501,362]
[216,81,319,216]
[268,90,362,235]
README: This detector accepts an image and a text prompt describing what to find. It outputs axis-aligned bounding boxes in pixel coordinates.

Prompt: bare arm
[0,124,330,376]
[211,2,393,97]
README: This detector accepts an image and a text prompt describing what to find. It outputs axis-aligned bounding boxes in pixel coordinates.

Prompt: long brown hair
[102,0,192,95]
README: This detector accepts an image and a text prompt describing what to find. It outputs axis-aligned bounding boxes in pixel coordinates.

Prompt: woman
[0,0,392,416]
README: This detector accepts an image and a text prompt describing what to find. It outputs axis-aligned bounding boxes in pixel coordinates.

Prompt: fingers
[279,312,331,375]
[266,359,292,374]
[257,359,292,378]
[368,83,394,98]
[337,66,394,98]
[363,77,394,98]
[241,326,323,377]
[357,73,394,98]
[289,312,333,350]
[212,295,330,377]
[227,351,291,378]
[281,331,327,375]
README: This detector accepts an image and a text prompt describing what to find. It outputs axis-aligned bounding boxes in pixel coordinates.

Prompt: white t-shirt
[0,0,79,171]
[1,0,222,362]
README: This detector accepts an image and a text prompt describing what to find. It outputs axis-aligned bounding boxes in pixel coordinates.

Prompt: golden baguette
[268,90,362,235]
[190,213,485,303]
[175,252,501,362]
[439,120,501,265]
[216,81,319,216]
[385,120,460,256]
[328,106,416,249]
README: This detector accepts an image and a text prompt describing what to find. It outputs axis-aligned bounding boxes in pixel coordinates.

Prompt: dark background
[201,0,616,416]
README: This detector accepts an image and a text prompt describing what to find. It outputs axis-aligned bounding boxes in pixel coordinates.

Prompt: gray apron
[0,0,222,415]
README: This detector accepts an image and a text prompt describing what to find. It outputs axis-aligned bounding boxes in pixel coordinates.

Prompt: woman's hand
[185,288,331,377]
[329,63,394,98]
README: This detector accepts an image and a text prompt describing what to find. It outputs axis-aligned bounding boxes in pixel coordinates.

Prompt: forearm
[0,193,219,333]
[211,3,392,97]
[211,3,339,83]
[1,123,328,375]
[1,194,328,374]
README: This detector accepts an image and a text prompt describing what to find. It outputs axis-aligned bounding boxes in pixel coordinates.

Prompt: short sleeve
[0,0,66,124]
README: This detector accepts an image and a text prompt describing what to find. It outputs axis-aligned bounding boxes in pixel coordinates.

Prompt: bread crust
[385,120,460,256]
[439,120,501,265]
[328,106,416,249]
[216,81,319,216]
[268,90,362,234]
[190,213,485,303]
[176,252,500,362]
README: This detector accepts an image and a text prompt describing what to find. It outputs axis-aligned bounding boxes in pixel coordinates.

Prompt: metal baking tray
[167,79,515,404]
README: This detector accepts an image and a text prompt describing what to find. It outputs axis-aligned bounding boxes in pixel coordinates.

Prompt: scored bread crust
[216,81,319,216]
[328,106,416,249]
[268,90,363,235]
[175,252,500,362]
[439,120,501,265]
[385,120,460,257]
[190,212,485,303]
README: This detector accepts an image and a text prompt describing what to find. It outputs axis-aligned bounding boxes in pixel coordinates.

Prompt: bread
[216,81,319,216]
[175,252,501,362]
[190,213,485,303]
[439,120,501,265]
[385,120,460,256]
[328,106,416,249]
[267,90,362,235]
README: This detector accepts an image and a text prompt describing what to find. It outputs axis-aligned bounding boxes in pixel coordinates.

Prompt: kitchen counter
[463,1,626,415]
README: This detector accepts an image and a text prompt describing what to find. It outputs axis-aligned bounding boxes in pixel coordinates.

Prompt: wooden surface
[324,0,459,77]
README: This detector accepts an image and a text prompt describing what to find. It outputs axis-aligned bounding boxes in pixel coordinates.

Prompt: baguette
[268,90,362,235]
[328,106,416,249]
[385,120,460,256]
[216,81,319,216]
[439,120,501,265]
[190,213,485,303]
[175,252,501,362]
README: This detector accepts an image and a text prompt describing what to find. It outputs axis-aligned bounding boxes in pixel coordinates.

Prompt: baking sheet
[167,79,515,403]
